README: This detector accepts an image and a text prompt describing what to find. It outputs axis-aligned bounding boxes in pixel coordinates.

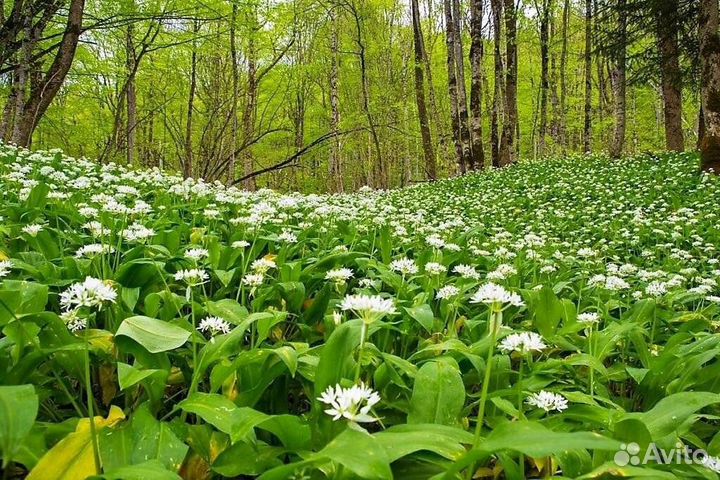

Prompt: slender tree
[609,0,627,158]
[445,0,466,173]
[583,0,592,153]
[411,0,437,179]
[500,0,518,165]
[655,0,684,152]
[700,0,720,171]
[469,0,485,169]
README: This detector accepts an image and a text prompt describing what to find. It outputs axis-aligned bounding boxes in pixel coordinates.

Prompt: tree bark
[184,18,199,178]
[490,0,504,167]
[469,0,485,169]
[537,0,551,157]
[451,0,473,169]
[583,0,592,153]
[228,2,239,184]
[700,0,720,171]
[126,22,137,166]
[329,4,343,192]
[609,0,627,158]
[242,10,258,189]
[655,0,684,152]
[411,0,437,179]
[558,0,569,150]
[15,0,85,147]
[500,0,517,166]
[444,0,465,173]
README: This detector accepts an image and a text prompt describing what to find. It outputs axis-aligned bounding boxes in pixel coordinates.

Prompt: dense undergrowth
[1,145,720,479]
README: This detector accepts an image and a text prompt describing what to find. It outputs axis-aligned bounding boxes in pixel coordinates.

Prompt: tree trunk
[559,0,569,150]
[469,0,485,169]
[451,0,473,169]
[500,0,517,166]
[444,0,465,173]
[242,13,258,190]
[184,19,199,178]
[411,0,437,179]
[700,0,720,171]
[583,0,592,153]
[609,0,627,158]
[329,5,343,192]
[490,0,504,167]
[126,22,137,166]
[15,0,85,147]
[537,0,551,157]
[656,0,684,152]
[228,3,239,184]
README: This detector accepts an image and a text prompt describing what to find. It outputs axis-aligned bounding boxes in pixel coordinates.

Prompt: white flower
[60,277,117,311]
[232,240,250,249]
[498,332,547,354]
[75,243,114,258]
[61,310,87,333]
[470,283,524,308]
[242,273,264,287]
[197,316,231,336]
[577,312,600,324]
[604,275,630,291]
[251,258,276,273]
[487,263,517,281]
[390,258,418,275]
[436,285,460,300]
[425,262,446,275]
[174,268,209,286]
[22,223,44,237]
[325,268,354,284]
[358,278,376,289]
[185,248,209,261]
[317,383,380,423]
[645,281,667,297]
[0,260,13,278]
[278,230,298,243]
[124,223,155,242]
[340,294,396,323]
[526,391,568,412]
[453,264,481,280]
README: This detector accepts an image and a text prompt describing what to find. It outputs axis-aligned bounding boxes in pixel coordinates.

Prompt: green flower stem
[517,357,525,477]
[354,322,368,383]
[84,341,102,474]
[467,308,501,480]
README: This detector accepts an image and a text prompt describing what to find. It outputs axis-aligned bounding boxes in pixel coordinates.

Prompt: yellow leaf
[27,406,125,480]
[0,251,8,261]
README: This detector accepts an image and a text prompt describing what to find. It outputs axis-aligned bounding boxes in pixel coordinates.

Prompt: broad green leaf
[0,385,38,466]
[374,424,473,462]
[115,316,190,353]
[100,460,182,480]
[407,360,464,426]
[622,392,720,439]
[404,304,434,333]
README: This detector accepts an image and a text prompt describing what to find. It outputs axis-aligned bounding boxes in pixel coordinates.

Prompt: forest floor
[2,147,720,479]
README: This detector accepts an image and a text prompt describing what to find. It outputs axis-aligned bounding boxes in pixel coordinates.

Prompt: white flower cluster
[0,260,12,279]
[325,268,354,284]
[197,316,231,336]
[340,294,396,323]
[525,391,568,412]
[59,276,117,312]
[317,383,381,423]
[498,332,547,354]
[470,283,524,308]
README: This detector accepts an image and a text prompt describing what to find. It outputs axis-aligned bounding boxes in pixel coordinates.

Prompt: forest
[0,0,716,190]
[4,1,720,480]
